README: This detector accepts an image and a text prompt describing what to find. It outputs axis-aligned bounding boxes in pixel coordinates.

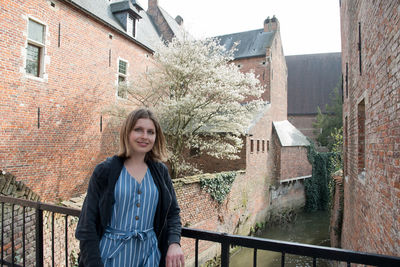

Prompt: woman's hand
[166,243,185,267]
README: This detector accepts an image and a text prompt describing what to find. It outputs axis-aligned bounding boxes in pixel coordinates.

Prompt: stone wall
[175,170,306,266]
[0,170,80,266]
[340,0,400,256]
[0,170,39,266]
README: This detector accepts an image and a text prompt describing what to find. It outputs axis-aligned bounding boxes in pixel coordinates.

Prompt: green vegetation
[308,81,344,212]
[313,83,343,150]
[305,141,335,212]
[200,171,237,203]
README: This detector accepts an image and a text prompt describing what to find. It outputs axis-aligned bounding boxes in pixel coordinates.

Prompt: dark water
[230,210,331,267]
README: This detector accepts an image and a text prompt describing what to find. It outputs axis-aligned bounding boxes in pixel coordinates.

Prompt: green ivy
[200,172,237,203]
[305,141,336,212]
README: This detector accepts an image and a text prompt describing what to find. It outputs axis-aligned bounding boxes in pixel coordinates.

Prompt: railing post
[195,239,199,267]
[35,206,43,267]
[220,233,229,267]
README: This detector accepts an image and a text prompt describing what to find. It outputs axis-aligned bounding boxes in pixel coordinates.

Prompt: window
[267,140,270,151]
[262,140,265,152]
[26,19,45,77]
[344,116,348,176]
[345,63,348,98]
[358,100,365,174]
[257,140,260,152]
[126,15,136,37]
[250,139,254,153]
[118,59,128,98]
[358,22,362,75]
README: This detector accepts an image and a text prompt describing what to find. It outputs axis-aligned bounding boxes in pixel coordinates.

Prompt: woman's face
[128,118,156,156]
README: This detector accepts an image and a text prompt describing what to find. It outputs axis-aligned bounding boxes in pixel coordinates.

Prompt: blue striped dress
[99,166,161,266]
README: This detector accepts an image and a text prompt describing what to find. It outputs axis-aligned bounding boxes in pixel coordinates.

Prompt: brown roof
[286,53,342,115]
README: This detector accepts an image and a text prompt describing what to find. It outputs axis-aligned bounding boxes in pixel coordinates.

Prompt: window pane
[28,19,44,44]
[118,76,125,84]
[119,60,127,75]
[127,16,134,36]
[26,44,40,76]
[118,76,127,98]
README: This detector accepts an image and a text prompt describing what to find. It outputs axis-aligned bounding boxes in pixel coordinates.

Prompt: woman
[75,108,184,267]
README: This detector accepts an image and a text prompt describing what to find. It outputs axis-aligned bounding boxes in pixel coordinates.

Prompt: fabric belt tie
[101,226,154,261]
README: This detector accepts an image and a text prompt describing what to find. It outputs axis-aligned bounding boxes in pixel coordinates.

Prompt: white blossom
[114,37,265,178]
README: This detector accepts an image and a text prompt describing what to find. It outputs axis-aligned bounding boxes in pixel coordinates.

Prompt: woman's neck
[125,153,146,167]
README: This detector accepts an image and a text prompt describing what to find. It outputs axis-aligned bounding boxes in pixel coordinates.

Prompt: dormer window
[110,1,142,37]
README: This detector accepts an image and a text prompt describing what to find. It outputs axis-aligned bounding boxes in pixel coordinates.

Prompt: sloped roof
[273,120,310,146]
[216,29,275,59]
[63,0,182,51]
[286,52,342,115]
[158,6,188,41]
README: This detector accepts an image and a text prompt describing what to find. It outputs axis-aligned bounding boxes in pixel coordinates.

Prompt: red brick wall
[234,57,271,102]
[288,114,318,142]
[271,127,311,182]
[269,30,287,121]
[340,0,399,256]
[0,0,153,201]
[279,146,311,181]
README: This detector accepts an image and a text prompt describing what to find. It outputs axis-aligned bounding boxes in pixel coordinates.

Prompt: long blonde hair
[118,108,167,162]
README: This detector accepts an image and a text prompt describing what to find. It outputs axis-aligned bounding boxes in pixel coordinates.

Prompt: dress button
[135,216,139,220]
[136,203,140,207]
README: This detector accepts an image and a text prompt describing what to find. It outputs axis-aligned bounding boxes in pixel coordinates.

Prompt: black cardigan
[75,155,182,267]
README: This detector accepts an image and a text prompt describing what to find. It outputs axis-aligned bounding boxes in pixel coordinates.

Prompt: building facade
[286,53,342,143]
[0,1,315,265]
[0,0,184,201]
[340,0,399,256]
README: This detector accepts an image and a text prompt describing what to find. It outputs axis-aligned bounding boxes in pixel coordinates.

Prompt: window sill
[116,95,129,101]
[25,73,47,82]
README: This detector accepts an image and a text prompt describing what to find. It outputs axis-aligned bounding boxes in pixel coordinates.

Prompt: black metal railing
[0,195,80,267]
[182,228,400,266]
[1,195,400,267]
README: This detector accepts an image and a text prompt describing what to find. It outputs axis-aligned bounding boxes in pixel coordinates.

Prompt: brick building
[1,1,311,201]
[0,0,314,264]
[0,0,184,201]
[185,16,312,184]
[286,53,342,142]
[340,0,399,256]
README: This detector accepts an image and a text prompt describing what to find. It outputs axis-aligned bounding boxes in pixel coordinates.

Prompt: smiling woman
[75,108,185,267]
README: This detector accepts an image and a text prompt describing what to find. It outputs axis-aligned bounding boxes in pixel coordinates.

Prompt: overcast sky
[141,0,342,56]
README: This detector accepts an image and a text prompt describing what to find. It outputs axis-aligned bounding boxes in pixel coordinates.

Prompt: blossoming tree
[114,37,265,179]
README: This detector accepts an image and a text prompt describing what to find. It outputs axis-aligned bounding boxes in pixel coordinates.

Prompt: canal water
[230,210,331,267]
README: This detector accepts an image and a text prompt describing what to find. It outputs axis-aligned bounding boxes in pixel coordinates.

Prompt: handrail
[0,195,80,216]
[1,195,400,266]
[182,228,400,266]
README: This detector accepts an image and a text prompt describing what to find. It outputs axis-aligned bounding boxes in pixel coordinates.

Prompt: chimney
[264,15,279,32]
[148,0,158,11]
[175,15,183,26]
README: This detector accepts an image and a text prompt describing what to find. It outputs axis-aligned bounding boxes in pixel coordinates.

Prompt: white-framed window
[26,18,45,77]
[126,15,136,37]
[117,59,128,99]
